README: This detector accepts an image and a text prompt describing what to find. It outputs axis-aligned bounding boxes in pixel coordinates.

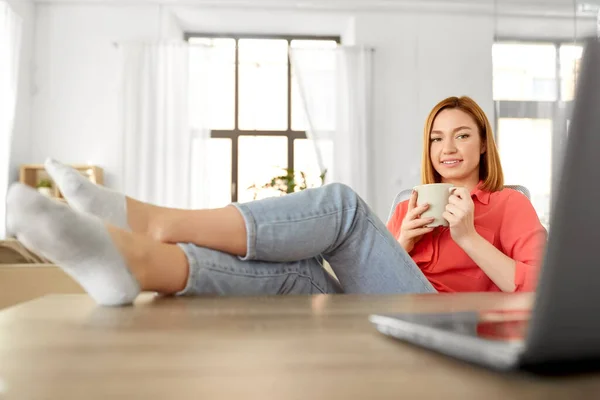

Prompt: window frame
[185,32,341,202]
[493,37,582,223]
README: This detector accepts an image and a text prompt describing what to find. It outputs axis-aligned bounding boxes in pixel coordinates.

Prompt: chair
[386,184,531,223]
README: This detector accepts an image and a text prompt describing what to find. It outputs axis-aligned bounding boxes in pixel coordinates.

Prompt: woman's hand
[443,187,479,246]
[398,190,435,253]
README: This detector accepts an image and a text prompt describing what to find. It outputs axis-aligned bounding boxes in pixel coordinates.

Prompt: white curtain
[119,41,192,208]
[0,1,22,238]
[188,43,223,209]
[291,46,374,204]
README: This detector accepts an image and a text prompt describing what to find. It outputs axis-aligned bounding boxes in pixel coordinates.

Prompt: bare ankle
[146,212,176,243]
[126,197,156,236]
[106,225,151,289]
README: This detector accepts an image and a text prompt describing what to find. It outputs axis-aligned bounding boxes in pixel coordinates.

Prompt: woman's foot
[6,183,140,306]
[44,158,130,231]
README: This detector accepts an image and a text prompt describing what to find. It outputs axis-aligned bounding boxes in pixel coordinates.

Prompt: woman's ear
[480,141,486,155]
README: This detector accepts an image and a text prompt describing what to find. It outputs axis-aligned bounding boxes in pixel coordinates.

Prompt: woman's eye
[457,134,470,140]
[430,138,442,143]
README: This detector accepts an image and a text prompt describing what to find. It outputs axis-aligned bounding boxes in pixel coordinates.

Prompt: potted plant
[248,168,327,200]
[36,179,54,197]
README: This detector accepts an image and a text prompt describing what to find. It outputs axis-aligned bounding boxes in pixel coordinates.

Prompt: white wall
[353,12,495,216]
[31,4,165,189]
[7,0,35,186]
[161,6,184,39]
[496,14,596,40]
[171,7,355,42]
[22,2,596,218]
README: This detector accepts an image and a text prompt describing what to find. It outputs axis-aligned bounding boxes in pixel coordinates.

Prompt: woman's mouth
[440,159,463,167]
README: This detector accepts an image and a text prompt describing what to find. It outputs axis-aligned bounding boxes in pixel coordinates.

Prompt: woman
[388,96,546,293]
[6,96,546,306]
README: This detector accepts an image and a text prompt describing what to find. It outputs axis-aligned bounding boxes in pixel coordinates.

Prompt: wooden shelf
[19,164,104,200]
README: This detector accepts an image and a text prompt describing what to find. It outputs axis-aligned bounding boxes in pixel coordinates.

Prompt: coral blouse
[386,185,547,292]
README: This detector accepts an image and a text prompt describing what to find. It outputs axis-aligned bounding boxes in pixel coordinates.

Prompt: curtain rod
[113,41,375,51]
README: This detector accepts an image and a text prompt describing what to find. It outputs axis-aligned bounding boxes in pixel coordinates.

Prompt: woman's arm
[458,234,518,292]
[444,189,547,293]
[494,192,547,292]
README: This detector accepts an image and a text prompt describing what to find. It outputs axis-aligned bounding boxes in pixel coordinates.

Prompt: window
[187,34,339,207]
[493,41,583,228]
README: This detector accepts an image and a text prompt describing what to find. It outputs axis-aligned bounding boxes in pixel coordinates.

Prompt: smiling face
[429,108,485,190]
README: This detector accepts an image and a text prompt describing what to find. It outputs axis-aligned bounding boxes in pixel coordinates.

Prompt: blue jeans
[177,183,436,296]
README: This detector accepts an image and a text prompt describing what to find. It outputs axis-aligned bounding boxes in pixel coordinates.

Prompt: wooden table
[0,265,83,309]
[0,293,599,399]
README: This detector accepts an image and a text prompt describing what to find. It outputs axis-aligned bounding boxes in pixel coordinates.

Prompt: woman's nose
[442,140,457,153]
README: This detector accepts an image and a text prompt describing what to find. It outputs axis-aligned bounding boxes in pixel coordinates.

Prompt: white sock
[44,158,129,231]
[6,183,140,306]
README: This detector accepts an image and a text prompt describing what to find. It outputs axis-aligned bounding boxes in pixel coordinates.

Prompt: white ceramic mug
[413,183,454,227]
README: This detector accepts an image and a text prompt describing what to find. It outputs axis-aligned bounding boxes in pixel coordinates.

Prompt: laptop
[369,37,600,372]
